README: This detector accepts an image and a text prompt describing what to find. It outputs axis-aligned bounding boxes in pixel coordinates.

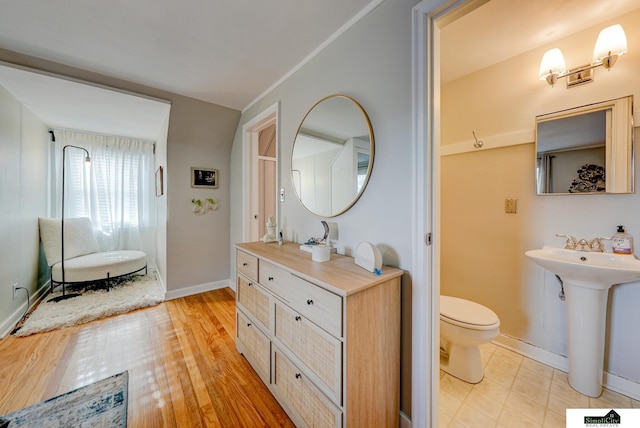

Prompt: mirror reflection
[535,96,634,195]
[292,95,374,217]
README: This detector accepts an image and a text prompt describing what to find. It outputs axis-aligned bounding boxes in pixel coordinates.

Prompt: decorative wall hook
[472,131,484,149]
[192,198,217,215]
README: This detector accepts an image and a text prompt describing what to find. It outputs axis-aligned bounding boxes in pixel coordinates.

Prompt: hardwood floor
[0,288,295,427]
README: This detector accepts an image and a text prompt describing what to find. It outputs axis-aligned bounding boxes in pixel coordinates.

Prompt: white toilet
[440,295,500,383]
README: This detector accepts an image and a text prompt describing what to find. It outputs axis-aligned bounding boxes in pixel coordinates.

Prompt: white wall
[441,9,640,391]
[331,137,361,211]
[293,147,340,215]
[154,112,170,291]
[0,84,49,337]
[230,0,420,416]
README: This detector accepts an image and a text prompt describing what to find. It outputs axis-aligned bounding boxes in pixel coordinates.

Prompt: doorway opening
[257,124,277,239]
[412,0,491,426]
[242,103,279,242]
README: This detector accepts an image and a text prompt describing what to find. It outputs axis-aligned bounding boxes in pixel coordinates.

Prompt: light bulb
[539,48,566,84]
[593,24,627,66]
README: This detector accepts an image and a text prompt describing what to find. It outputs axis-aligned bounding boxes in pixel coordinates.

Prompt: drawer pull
[306,299,314,305]
[248,282,253,287]
[295,315,301,321]
[242,262,248,266]
[268,276,274,281]
[295,373,301,379]
[247,323,252,327]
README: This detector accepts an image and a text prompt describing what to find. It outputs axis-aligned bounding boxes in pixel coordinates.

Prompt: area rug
[14,273,164,337]
[0,371,128,428]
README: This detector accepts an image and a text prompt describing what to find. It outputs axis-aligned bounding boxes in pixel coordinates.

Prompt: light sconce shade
[593,24,627,69]
[540,24,627,88]
[539,48,566,86]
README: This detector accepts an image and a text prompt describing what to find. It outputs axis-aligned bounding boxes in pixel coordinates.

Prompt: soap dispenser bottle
[612,225,633,254]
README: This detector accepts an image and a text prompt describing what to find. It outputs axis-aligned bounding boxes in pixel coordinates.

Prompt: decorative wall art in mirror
[535,96,634,195]
[291,94,374,217]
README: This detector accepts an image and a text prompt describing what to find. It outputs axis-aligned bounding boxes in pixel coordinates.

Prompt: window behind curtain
[54,130,156,266]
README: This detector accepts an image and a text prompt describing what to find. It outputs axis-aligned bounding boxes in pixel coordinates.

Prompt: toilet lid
[440,295,499,327]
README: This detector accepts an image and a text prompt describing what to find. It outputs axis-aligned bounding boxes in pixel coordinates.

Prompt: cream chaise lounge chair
[39,217,147,294]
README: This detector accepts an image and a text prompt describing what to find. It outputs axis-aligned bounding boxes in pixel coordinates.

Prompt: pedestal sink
[525,246,640,397]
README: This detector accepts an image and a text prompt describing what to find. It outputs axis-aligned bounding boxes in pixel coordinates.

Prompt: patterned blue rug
[0,371,128,427]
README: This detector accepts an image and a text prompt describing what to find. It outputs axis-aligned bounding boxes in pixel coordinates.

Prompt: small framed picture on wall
[191,167,218,189]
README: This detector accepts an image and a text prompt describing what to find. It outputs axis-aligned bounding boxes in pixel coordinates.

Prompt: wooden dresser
[234,242,403,428]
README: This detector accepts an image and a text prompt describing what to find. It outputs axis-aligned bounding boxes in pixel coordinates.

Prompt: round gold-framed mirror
[291,95,374,217]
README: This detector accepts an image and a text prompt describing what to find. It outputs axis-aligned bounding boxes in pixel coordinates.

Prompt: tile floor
[439,343,640,427]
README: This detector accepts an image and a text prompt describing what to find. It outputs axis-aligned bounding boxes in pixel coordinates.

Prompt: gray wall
[0,84,49,336]
[165,95,239,295]
[230,0,420,416]
[0,48,240,303]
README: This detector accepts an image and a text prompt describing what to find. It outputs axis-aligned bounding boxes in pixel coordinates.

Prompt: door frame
[411,0,483,426]
[242,102,280,242]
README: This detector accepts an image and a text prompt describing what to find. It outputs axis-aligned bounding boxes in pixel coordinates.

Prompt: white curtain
[53,130,156,268]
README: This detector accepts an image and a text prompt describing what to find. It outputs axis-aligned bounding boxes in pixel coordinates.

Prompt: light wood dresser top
[235,242,403,297]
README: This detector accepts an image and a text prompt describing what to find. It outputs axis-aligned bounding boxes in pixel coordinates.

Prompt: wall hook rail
[472,131,483,149]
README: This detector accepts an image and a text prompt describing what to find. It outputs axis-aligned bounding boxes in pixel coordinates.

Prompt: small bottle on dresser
[612,225,633,254]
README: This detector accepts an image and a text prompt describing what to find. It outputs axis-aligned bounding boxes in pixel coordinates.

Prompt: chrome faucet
[588,237,606,252]
[556,234,606,252]
[575,238,591,251]
[556,234,577,249]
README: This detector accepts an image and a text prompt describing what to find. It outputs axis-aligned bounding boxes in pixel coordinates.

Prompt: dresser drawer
[273,347,342,428]
[274,301,342,404]
[236,250,258,281]
[260,260,342,337]
[258,259,289,295]
[237,274,270,330]
[236,310,270,384]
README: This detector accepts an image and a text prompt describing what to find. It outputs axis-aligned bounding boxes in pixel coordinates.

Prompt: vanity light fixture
[539,24,627,88]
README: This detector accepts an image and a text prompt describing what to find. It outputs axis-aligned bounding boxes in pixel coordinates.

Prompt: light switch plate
[505,198,518,214]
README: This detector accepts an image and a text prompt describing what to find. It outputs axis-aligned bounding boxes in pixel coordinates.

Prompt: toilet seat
[440,295,500,331]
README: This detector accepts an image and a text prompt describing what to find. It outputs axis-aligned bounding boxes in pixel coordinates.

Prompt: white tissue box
[311,245,331,262]
[300,244,336,254]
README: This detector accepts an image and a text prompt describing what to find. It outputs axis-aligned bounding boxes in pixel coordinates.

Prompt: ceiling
[0,64,171,140]
[1,0,639,140]
[0,0,376,111]
[441,0,640,84]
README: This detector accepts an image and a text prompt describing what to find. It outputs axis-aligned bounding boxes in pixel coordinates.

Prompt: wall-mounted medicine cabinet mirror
[535,96,634,195]
[291,94,374,217]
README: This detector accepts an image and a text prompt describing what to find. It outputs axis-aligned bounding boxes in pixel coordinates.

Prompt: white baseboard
[493,334,568,372]
[603,372,640,402]
[493,334,640,401]
[155,271,166,293]
[0,282,51,339]
[164,279,232,300]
